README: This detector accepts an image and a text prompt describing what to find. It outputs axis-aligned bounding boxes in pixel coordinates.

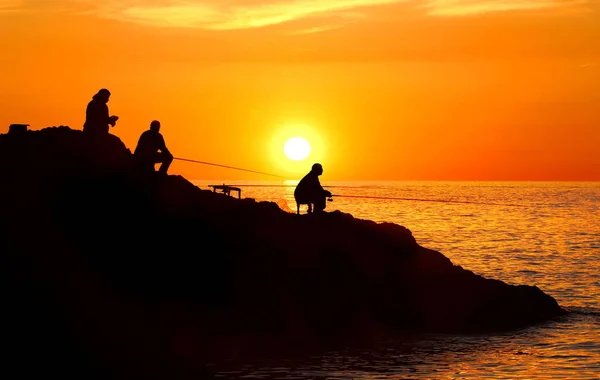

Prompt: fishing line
[173,157,287,179]
[221,184,374,189]
[173,157,525,208]
[331,194,526,208]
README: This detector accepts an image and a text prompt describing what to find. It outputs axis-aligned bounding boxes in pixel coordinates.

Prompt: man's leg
[157,152,174,174]
[313,197,326,213]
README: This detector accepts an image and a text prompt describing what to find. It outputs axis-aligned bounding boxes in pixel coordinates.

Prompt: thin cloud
[426,0,588,16]
[4,0,593,27]
[289,24,346,35]
[67,0,408,29]
[289,11,365,35]
[0,0,23,11]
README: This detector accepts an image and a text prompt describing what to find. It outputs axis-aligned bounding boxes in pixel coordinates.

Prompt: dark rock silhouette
[0,126,566,378]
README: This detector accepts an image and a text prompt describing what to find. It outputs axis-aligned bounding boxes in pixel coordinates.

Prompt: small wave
[563,306,600,317]
[518,270,538,274]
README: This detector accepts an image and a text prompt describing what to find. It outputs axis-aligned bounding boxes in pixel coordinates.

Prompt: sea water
[192,180,599,379]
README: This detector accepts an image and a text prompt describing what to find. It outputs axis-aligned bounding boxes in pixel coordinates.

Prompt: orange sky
[1,0,599,181]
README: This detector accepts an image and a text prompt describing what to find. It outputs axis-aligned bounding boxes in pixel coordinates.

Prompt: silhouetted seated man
[133,120,173,175]
[83,88,118,134]
[294,163,332,215]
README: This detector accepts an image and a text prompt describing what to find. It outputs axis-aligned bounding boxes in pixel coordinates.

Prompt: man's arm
[316,178,332,197]
[101,103,118,126]
[317,178,331,197]
[159,134,171,155]
[102,104,111,123]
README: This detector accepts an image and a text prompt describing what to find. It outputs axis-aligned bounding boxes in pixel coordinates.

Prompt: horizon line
[189,179,600,183]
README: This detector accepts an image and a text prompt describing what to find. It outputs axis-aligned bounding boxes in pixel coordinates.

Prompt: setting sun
[283,137,311,161]
[270,124,326,179]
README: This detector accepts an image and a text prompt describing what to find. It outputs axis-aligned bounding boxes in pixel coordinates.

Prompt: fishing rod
[173,157,525,208]
[173,157,287,179]
[331,194,526,208]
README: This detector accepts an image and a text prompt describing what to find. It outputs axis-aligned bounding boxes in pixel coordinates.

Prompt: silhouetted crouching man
[83,88,118,134]
[294,163,332,214]
[134,120,173,175]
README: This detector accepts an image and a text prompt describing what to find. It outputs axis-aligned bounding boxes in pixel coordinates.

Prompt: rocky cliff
[0,126,566,379]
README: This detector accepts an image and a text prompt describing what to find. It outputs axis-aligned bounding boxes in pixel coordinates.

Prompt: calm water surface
[193,181,599,379]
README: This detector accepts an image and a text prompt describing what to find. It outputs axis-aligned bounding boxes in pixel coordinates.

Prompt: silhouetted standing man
[134,120,173,175]
[83,88,118,134]
[294,163,332,214]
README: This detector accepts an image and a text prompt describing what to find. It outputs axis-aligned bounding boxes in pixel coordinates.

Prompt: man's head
[311,163,323,176]
[93,88,111,103]
[150,120,161,132]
